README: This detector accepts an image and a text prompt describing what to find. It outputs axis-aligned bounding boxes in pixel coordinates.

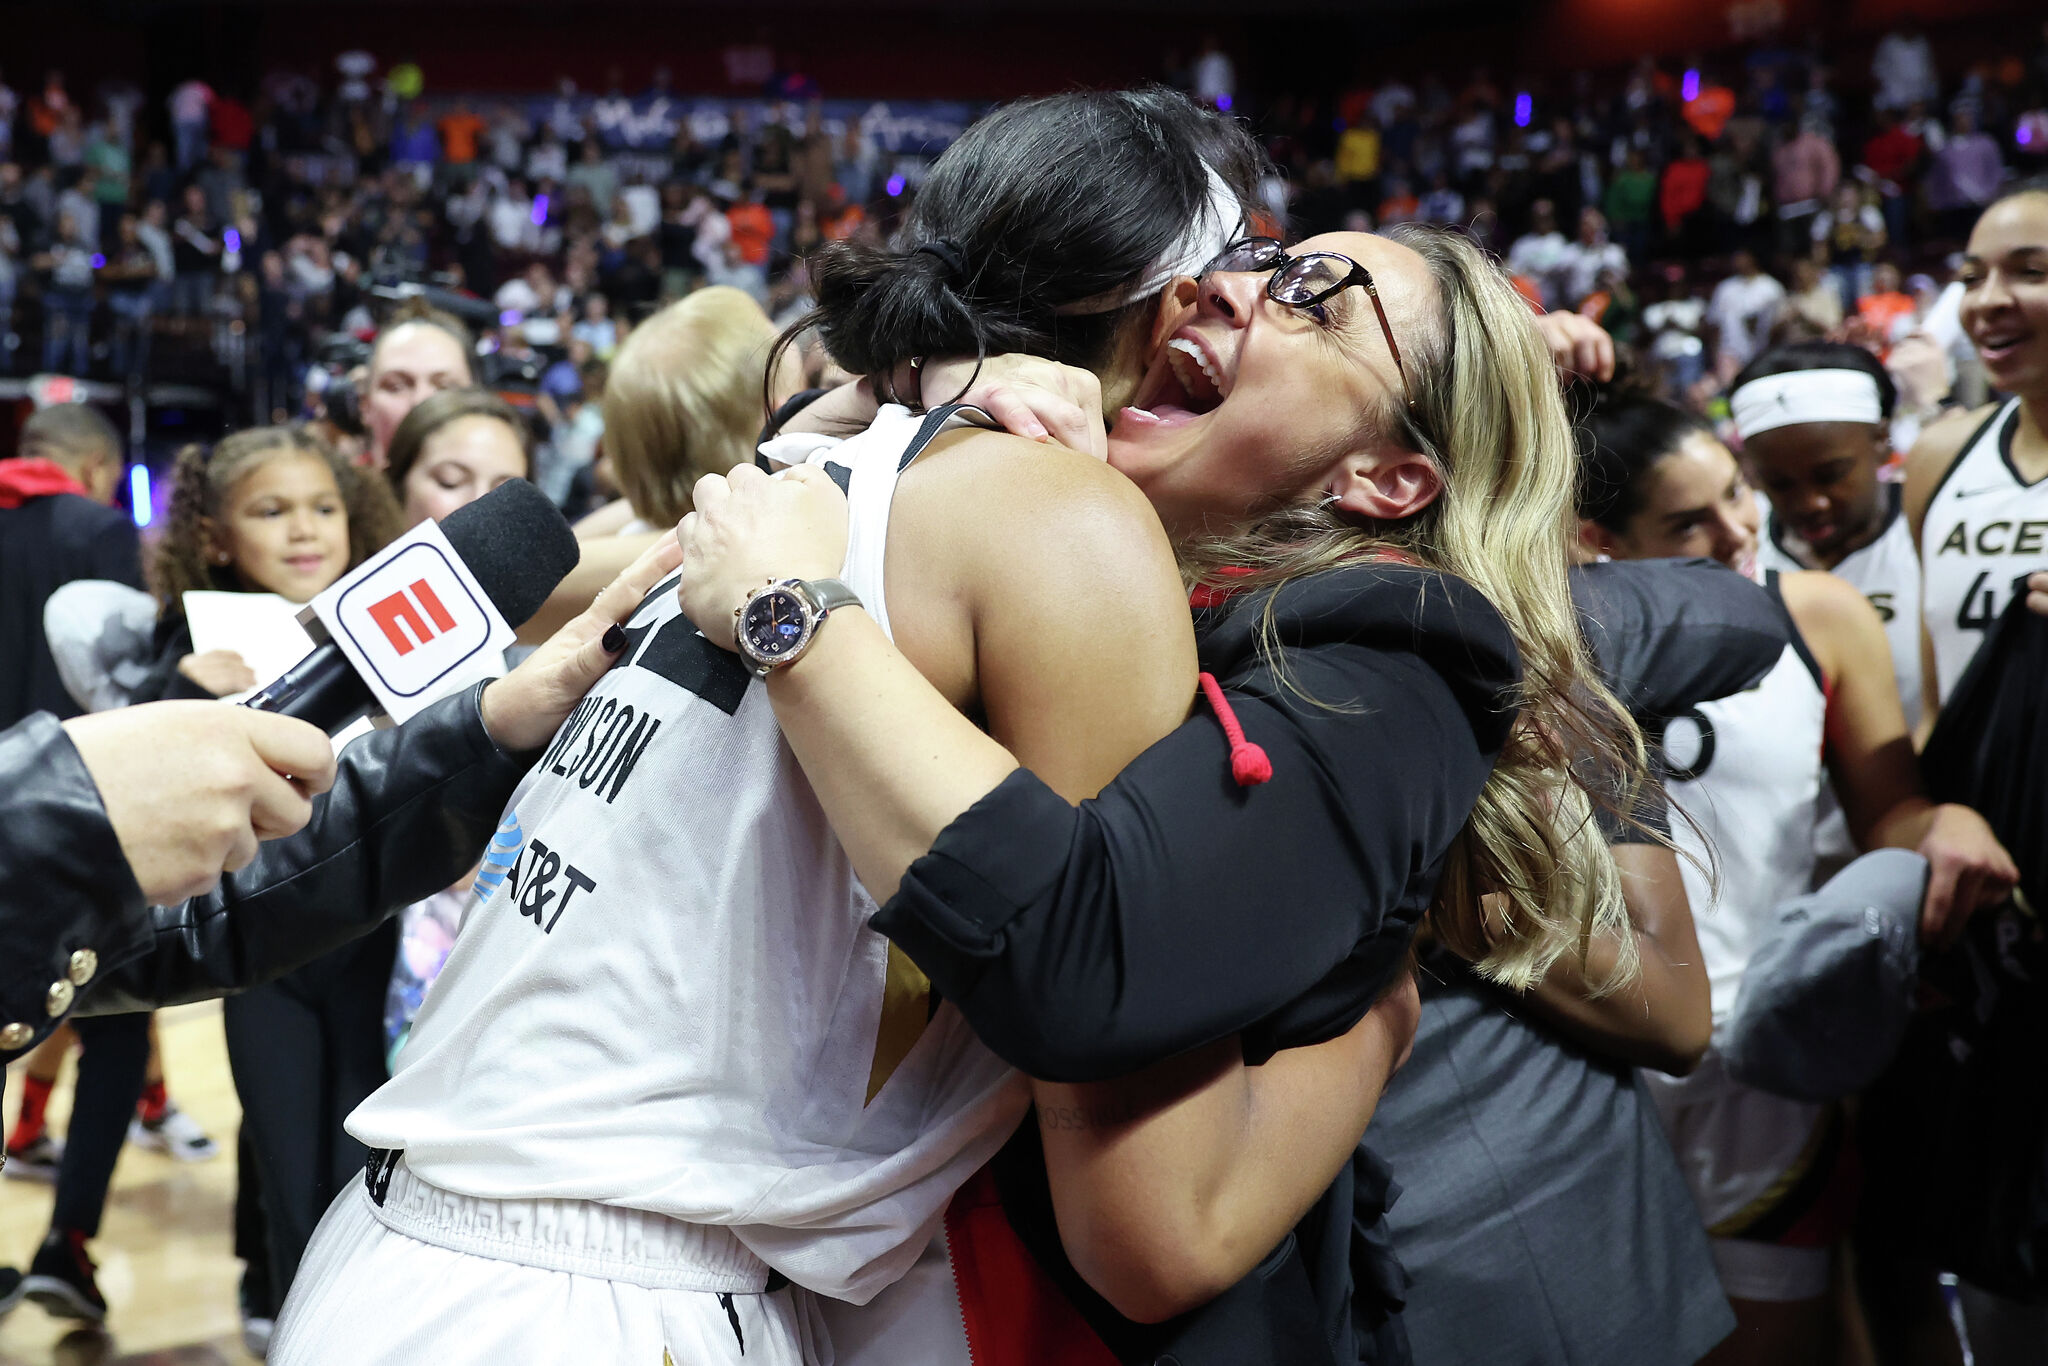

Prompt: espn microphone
[243,479,580,734]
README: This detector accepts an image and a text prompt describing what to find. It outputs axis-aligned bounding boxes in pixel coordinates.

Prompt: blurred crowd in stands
[0,20,2044,506]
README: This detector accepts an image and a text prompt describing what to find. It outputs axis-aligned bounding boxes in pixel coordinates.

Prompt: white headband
[1730,369,1885,439]
[1054,163,1245,317]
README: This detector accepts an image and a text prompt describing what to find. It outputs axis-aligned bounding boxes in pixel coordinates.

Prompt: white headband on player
[1730,369,1885,439]
[1054,163,1245,317]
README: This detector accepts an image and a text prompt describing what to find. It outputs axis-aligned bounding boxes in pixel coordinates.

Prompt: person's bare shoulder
[1904,402,2001,547]
[894,428,1177,587]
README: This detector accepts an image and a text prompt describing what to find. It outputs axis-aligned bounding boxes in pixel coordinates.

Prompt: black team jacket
[873,557,1785,1366]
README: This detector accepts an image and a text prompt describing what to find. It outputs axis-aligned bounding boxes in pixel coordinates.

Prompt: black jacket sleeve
[79,683,533,1016]
[873,566,1519,1082]
[0,711,150,1053]
[0,683,534,1059]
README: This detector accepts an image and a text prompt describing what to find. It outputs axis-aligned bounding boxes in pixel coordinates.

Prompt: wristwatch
[733,577,862,677]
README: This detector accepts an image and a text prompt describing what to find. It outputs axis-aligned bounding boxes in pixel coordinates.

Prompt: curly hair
[145,425,405,617]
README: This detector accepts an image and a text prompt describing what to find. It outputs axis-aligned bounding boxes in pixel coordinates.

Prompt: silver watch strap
[802,578,862,614]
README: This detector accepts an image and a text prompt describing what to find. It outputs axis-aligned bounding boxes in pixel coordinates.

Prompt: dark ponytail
[770,87,1269,417]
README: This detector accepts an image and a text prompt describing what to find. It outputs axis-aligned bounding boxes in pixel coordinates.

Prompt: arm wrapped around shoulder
[876,570,1518,1082]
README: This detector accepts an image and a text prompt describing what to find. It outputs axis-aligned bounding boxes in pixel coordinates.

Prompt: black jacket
[0,488,144,728]
[0,683,535,1070]
[873,557,1783,1366]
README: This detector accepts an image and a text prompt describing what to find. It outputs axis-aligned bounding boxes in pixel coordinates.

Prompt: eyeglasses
[1198,237,1413,409]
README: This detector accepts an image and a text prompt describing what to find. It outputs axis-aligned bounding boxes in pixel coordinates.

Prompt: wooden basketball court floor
[0,1002,260,1365]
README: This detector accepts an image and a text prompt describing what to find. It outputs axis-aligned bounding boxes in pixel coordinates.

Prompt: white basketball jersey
[348,405,1029,1304]
[1922,400,2040,706]
[1661,575,1827,1021]
[1755,486,1921,882]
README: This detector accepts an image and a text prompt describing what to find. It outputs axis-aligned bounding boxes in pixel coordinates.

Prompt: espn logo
[367,579,459,656]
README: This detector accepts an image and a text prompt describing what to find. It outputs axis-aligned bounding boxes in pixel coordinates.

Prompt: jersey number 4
[1956,571,2035,634]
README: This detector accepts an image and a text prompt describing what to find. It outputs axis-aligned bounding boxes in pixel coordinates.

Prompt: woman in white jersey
[1576,393,2013,1366]
[276,91,1435,1366]
[1907,178,2048,719]
[1736,341,1921,884]
[1898,175,2048,1366]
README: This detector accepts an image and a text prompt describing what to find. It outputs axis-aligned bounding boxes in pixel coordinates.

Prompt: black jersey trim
[1765,568,1827,691]
[1994,403,2038,489]
[896,403,997,473]
[1920,401,2025,539]
[1918,401,2022,547]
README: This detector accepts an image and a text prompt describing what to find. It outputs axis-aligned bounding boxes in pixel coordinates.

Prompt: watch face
[740,586,812,662]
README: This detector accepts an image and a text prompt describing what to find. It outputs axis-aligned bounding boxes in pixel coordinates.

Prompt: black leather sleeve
[0,712,152,1055]
[74,683,535,1019]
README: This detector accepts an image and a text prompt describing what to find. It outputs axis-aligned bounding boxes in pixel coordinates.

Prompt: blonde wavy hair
[1184,225,1646,992]
[603,287,784,526]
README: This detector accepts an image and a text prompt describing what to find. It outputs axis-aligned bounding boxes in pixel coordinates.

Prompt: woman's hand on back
[919,354,1108,459]
[178,649,259,697]
[677,464,851,647]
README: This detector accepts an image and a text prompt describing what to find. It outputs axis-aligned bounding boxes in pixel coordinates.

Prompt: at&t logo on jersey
[473,810,525,904]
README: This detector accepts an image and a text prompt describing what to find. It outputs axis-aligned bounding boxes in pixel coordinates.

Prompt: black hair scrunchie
[912,238,967,283]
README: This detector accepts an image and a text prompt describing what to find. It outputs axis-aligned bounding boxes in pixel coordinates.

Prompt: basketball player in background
[1900,175,2048,1366]
[1737,341,1921,884]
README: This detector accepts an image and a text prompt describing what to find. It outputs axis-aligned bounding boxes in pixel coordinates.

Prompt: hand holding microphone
[60,703,337,904]
[239,476,683,753]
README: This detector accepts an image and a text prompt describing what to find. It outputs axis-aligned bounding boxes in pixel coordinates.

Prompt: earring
[216,550,231,564]
[1317,491,1340,509]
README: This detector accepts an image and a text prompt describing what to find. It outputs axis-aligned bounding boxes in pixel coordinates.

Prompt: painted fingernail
[602,624,627,653]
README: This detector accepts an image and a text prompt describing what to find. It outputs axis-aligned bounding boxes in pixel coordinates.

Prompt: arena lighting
[1682,69,1701,102]
[129,464,152,529]
[1217,94,1233,112]
[500,310,521,326]
[224,227,242,253]
[885,174,906,196]
[532,193,549,226]
[2022,125,2036,147]
[1514,93,1532,127]
[91,254,105,268]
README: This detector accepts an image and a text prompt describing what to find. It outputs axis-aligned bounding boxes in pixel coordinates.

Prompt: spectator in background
[1856,261,1918,346]
[1377,174,1420,227]
[833,121,877,208]
[1192,35,1236,110]
[1560,205,1628,308]
[565,136,617,214]
[170,183,220,325]
[1709,248,1786,374]
[36,209,95,376]
[436,99,485,181]
[1774,114,1842,258]
[1419,171,1465,225]
[1928,106,2006,237]
[1604,146,1656,260]
[1660,136,1712,256]
[1509,197,1569,307]
[168,78,211,172]
[1783,256,1845,337]
[1863,107,1924,244]
[1872,26,1939,112]
[0,67,16,163]
[83,121,128,245]
[103,212,162,382]
[571,290,618,359]
[1813,180,1887,312]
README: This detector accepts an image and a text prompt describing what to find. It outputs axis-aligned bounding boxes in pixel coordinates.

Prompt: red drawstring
[1198,671,1272,787]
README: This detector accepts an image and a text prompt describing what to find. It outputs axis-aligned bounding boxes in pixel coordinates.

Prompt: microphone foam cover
[437,479,582,628]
